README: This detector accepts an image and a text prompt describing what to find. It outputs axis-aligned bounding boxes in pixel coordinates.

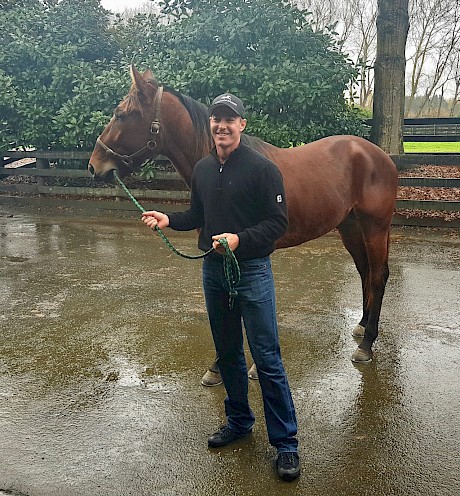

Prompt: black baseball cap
[209,93,245,117]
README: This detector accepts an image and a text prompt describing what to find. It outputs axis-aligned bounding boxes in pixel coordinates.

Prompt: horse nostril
[88,164,95,176]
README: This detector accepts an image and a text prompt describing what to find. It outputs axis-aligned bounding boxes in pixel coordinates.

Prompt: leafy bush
[115,0,364,146]
[0,0,364,155]
[0,0,123,151]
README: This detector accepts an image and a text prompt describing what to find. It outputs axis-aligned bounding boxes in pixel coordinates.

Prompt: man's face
[210,107,247,150]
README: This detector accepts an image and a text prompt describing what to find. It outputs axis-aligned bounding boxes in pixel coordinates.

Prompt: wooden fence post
[36,157,50,187]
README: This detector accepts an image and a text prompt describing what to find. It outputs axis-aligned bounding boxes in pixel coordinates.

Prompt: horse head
[88,65,164,181]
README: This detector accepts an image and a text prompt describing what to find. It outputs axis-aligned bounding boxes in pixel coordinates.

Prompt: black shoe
[276,452,300,481]
[208,425,251,448]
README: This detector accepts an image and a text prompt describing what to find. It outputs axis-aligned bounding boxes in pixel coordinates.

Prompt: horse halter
[96,85,164,171]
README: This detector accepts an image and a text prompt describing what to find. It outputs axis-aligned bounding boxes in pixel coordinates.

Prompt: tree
[370,0,409,154]
[118,0,365,146]
[294,0,377,109]
[1,0,365,152]
[406,0,460,116]
[0,0,123,151]
[447,52,460,116]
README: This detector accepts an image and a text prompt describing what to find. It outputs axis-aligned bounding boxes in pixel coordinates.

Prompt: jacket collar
[210,142,246,164]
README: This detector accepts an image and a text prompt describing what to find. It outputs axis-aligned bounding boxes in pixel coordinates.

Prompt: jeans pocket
[240,258,270,271]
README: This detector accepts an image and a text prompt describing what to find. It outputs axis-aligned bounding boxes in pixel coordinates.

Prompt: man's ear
[240,118,247,132]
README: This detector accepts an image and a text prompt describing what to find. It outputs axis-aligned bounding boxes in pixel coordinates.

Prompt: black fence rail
[404,125,460,142]
[365,117,460,142]
[1,150,459,223]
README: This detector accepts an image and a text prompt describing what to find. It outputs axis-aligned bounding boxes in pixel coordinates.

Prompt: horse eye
[114,110,126,121]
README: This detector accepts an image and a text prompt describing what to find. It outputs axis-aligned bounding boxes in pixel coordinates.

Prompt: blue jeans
[202,255,298,453]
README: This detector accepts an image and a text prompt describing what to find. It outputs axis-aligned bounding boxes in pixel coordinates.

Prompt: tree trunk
[370,0,409,154]
[448,77,460,117]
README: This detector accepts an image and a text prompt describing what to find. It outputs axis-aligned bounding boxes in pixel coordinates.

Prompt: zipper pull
[218,163,224,190]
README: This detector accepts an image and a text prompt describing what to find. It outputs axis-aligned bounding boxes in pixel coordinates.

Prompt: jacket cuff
[237,230,249,251]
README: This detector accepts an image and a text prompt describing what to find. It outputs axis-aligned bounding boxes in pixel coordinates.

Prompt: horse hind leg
[337,214,371,336]
[338,213,390,362]
[358,226,390,359]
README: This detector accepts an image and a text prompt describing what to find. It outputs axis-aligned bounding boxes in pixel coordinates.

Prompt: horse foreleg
[201,358,222,387]
[201,358,258,385]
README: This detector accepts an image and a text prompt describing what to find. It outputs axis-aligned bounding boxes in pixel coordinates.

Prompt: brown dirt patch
[397,165,460,221]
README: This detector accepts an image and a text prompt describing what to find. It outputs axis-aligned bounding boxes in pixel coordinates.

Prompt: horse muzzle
[88,162,118,183]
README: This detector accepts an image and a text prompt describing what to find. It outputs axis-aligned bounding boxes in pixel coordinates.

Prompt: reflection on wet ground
[1,197,459,496]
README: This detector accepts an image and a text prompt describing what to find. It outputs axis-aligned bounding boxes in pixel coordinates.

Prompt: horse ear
[130,64,156,100]
[142,69,158,88]
[130,64,145,88]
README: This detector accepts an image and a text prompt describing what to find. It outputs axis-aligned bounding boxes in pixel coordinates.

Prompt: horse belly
[276,188,350,248]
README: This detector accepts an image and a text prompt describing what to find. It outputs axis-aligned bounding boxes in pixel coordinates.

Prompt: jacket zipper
[218,163,224,190]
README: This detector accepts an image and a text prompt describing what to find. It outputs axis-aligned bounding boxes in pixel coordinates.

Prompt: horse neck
[159,92,211,188]
[258,141,280,162]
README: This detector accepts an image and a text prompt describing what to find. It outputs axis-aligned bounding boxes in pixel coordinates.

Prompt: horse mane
[165,86,213,160]
[240,134,272,154]
[119,87,143,115]
[164,87,273,157]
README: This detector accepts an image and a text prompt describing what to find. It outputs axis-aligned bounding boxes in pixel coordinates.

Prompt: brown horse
[89,66,398,363]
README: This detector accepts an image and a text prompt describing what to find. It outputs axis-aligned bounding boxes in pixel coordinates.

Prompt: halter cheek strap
[96,85,164,170]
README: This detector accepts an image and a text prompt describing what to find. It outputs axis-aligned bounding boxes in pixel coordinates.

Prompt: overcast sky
[100,0,149,12]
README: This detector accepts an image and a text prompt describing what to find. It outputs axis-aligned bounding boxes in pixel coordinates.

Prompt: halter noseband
[96,85,164,171]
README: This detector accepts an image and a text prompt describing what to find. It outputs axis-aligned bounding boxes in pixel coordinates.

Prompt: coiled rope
[113,170,240,308]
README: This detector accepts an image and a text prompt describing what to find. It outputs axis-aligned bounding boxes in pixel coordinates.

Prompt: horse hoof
[248,363,258,380]
[351,347,373,363]
[201,369,222,387]
[352,324,365,337]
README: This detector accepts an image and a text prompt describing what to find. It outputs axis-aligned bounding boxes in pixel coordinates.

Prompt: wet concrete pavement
[0,196,459,496]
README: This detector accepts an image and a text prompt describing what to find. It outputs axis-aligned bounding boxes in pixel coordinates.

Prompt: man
[142,93,300,481]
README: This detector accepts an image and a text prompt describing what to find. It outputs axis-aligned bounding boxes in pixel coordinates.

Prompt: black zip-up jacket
[168,143,288,261]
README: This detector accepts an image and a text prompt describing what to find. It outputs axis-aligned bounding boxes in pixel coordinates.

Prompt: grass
[404,142,460,153]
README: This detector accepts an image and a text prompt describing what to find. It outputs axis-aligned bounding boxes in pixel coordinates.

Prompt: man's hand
[142,210,170,230]
[212,233,239,253]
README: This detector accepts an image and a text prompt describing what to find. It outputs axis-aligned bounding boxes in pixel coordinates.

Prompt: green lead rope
[113,170,240,308]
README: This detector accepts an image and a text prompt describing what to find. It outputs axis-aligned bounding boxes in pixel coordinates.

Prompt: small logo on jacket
[277,195,283,203]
